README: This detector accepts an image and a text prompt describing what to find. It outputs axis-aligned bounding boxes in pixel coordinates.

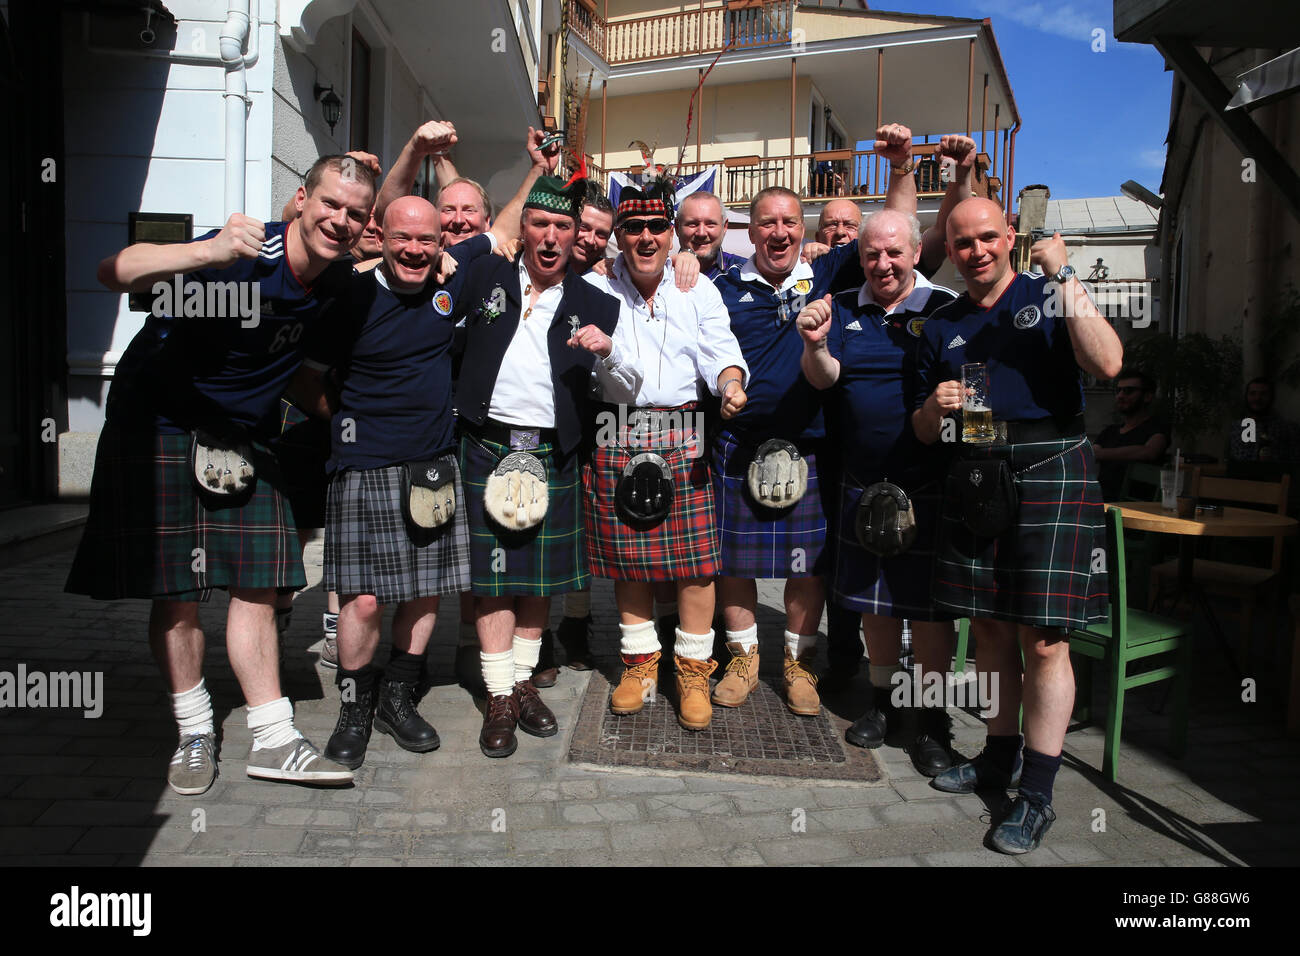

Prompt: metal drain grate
[567,665,883,782]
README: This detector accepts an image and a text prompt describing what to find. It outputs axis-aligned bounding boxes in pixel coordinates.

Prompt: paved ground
[1,538,1297,867]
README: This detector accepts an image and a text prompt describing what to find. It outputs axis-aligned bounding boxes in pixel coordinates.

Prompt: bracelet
[891,159,916,175]
[720,378,742,396]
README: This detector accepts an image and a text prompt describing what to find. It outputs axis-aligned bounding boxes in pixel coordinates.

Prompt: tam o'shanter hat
[615,176,677,227]
[524,155,588,220]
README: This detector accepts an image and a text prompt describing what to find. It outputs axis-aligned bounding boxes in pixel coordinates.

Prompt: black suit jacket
[453,254,620,455]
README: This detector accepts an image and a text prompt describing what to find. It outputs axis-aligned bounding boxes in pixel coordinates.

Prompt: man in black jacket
[453,173,633,757]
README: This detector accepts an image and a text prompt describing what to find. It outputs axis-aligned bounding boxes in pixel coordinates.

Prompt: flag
[608,166,719,214]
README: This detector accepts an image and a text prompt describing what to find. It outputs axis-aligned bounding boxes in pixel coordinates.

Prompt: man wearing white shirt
[581,181,748,731]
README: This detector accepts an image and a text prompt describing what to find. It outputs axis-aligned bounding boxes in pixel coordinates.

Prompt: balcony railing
[569,1,794,65]
[584,145,1000,209]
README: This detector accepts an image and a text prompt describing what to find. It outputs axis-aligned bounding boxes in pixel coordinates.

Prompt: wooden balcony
[584,145,1001,209]
[569,0,794,65]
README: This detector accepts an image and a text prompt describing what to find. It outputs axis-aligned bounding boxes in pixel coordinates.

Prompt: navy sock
[984,734,1023,775]
[1019,747,1062,805]
[385,650,424,684]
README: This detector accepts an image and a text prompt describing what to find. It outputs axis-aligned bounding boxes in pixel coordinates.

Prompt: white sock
[674,627,713,661]
[458,621,479,648]
[171,679,214,738]
[619,620,660,657]
[726,624,759,652]
[247,697,300,750]
[513,634,542,683]
[481,649,515,697]
[785,630,817,658]
[563,590,591,618]
[869,662,902,691]
[322,612,338,638]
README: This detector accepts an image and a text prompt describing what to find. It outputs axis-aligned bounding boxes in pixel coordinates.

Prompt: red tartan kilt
[583,424,720,581]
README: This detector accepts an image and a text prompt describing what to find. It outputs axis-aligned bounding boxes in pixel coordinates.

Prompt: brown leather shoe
[532,628,559,688]
[514,679,558,737]
[675,655,717,731]
[479,692,519,758]
[711,642,759,707]
[611,651,661,715]
[783,648,821,716]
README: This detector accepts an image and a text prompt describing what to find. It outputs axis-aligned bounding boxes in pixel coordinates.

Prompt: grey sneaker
[246,736,353,785]
[168,733,217,796]
[319,635,339,669]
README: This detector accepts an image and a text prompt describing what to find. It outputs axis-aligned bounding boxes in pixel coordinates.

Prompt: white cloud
[1138,148,1167,168]
[981,0,1109,44]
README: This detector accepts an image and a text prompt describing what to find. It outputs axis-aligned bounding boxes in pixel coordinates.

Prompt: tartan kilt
[711,429,828,579]
[460,432,587,597]
[831,473,953,622]
[323,463,471,604]
[932,436,1109,629]
[584,407,719,580]
[65,424,304,601]
[271,398,329,531]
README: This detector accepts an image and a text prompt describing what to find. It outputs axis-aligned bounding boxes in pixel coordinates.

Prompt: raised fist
[208,213,265,267]
[937,134,977,169]
[873,123,913,166]
[411,120,457,156]
[1029,231,1068,278]
[796,294,834,346]
[568,323,613,358]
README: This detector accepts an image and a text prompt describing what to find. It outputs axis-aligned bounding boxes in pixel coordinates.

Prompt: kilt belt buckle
[854,481,917,557]
[746,438,808,509]
[403,454,457,530]
[485,451,548,530]
[615,452,674,530]
[190,429,256,499]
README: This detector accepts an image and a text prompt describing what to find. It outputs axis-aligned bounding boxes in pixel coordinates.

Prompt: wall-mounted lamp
[314,83,342,134]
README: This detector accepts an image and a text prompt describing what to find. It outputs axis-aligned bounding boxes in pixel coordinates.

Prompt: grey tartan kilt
[323,462,472,604]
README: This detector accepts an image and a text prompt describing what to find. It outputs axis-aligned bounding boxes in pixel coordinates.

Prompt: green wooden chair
[1115,461,1166,608]
[1070,506,1193,782]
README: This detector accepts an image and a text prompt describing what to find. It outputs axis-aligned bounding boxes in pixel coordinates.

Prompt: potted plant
[1126,332,1243,458]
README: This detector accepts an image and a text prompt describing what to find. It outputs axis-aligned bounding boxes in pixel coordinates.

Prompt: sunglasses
[619,218,672,236]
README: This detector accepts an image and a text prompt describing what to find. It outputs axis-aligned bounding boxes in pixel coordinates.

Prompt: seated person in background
[1226,376,1300,464]
[1092,368,1169,500]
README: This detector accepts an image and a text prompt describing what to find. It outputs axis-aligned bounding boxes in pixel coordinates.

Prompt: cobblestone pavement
[1,540,1297,867]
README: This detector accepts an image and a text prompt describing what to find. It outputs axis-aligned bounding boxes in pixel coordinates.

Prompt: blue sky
[871,0,1172,201]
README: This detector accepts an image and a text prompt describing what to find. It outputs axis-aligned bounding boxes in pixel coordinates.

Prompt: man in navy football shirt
[913,197,1122,854]
[68,155,375,794]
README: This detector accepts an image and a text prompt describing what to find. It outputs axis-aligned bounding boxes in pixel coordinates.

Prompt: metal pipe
[219,1,252,218]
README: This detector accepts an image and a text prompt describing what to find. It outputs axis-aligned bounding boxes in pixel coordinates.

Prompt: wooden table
[1107,501,1297,673]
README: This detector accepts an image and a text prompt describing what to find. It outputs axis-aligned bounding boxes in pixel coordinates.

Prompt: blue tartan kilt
[830,473,954,622]
[710,429,828,579]
[932,436,1109,629]
[460,432,587,597]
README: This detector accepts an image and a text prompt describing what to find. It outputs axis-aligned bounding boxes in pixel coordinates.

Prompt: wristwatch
[891,159,916,175]
[1050,264,1076,284]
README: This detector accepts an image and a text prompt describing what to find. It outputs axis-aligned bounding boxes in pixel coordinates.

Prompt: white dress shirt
[583,256,748,407]
[488,259,563,427]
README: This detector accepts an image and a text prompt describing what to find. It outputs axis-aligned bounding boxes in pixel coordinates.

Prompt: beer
[962,403,994,443]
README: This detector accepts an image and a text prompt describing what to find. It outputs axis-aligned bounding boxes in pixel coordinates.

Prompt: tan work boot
[611,651,661,715]
[711,642,759,707]
[783,648,821,716]
[675,655,717,731]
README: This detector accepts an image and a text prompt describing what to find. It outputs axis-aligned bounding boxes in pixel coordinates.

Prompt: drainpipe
[219,1,252,217]
[1004,121,1019,225]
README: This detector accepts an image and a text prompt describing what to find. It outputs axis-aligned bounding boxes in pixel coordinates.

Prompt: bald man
[914,197,1122,854]
[815,199,862,248]
[289,192,516,768]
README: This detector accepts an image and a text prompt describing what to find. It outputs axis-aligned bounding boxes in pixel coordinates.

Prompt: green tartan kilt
[459,432,587,597]
[65,424,305,601]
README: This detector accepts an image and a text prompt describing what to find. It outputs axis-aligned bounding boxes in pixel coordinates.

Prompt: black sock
[1018,747,1062,805]
[337,664,377,699]
[984,734,1023,775]
[385,650,424,684]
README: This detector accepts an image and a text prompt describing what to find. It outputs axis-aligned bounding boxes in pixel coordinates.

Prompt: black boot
[845,687,893,749]
[325,668,377,770]
[555,615,594,671]
[532,628,559,688]
[907,707,953,777]
[375,678,441,753]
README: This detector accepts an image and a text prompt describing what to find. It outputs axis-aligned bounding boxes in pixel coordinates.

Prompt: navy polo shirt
[307,234,491,471]
[712,240,861,442]
[702,250,746,281]
[914,272,1086,422]
[107,221,353,435]
[827,273,957,484]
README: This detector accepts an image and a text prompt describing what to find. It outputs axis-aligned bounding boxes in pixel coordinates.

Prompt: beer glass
[961,363,995,444]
